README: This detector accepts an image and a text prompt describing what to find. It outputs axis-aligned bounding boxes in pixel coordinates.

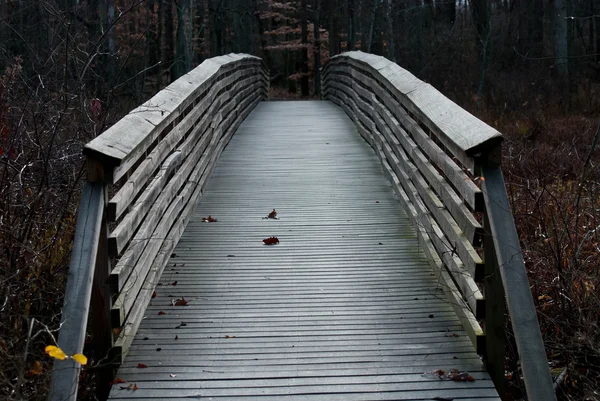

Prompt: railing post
[483,210,506,398]
[88,159,116,399]
[48,181,105,401]
[479,147,507,399]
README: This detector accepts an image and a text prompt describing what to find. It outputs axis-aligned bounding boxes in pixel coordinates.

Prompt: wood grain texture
[482,165,555,401]
[48,182,104,401]
[84,54,265,184]
[110,81,264,326]
[108,101,499,400]
[325,74,485,306]
[112,97,263,361]
[325,51,503,172]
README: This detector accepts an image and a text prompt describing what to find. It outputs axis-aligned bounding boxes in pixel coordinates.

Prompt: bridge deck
[109,101,500,400]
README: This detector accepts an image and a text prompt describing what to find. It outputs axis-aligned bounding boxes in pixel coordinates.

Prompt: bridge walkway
[108,100,500,400]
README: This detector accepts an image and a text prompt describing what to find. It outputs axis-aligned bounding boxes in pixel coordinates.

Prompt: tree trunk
[314,0,322,96]
[164,0,175,82]
[328,0,340,56]
[300,0,310,96]
[367,0,378,53]
[437,0,456,24]
[188,0,194,67]
[553,0,569,82]
[347,0,356,50]
[174,0,188,80]
[385,0,395,62]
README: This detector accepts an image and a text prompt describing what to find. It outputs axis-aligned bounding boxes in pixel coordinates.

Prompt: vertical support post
[88,159,116,398]
[483,211,506,399]
[90,198,115,398]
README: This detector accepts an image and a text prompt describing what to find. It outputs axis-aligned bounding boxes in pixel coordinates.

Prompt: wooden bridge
[49,53,556,401]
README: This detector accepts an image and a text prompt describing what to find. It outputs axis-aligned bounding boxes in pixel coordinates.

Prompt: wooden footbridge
[49,52,555,401]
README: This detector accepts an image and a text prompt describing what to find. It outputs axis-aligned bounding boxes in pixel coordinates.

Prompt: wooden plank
[84,56,264,184]
[326,73,484,281]
[483,212,506,397]
[328,52,503,171]
[113,97,261,359]
[108,68,256,221]
[48,182,104,401]
[482,164,556,401]
[376,144,484,318]
[379,156,485,354]
[107,74,262,258]
[108,101,501,400]
[325,66,484,212]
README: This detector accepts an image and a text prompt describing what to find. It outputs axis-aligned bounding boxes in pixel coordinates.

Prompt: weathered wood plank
[325,67,484,213]
[112,96,262,357]
[107,74,262,256]
[482,164,555,401]
[48,182,104,401]
[327,52,503,171]
[109,101,499,401]
[84,55,264,184]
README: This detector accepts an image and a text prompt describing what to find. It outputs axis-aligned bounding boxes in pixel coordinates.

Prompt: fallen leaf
[137,363,148,368]
[158,311,168,315]
[152,291,157,299]
[133,383,139,390]
[174,297,189,306]
[263,237,279,245]
[111,378,127,386]
[45,345,67,360]
[264,209,278,219]
[72,354,88,365]
[171,281,178,286]
[451,372,475,382]
[202,216,218,222]
[175,335,179,340]
[29,361,43,376]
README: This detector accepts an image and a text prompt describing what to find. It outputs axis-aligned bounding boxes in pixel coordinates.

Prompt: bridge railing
[48,54,269,401]
[323,51,555,401]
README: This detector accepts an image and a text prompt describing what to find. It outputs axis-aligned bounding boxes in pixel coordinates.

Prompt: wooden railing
[323,51,556,401]
[48,54,269,401]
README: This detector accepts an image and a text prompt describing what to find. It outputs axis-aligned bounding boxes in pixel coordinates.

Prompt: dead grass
[498,112,600,401]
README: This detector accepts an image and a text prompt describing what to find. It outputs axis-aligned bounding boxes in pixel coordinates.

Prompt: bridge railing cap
[83,53,263,183]
[328,51,503,163]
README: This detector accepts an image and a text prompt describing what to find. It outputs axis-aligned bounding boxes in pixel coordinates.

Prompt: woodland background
[0,0,599,400]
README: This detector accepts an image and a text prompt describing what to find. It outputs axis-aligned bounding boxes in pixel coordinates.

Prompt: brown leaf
[263,237,280,245]
[267,209,277,219]
[451,372,475,382]
[158,311,168,315]
[111,378,127,386]
[137,363,148,369]
[174,297,189,306]
[28,361,43,376]
[175,335,179,340]
[202,216,218,222]
[133,383,139,390]
[171,281,177,286]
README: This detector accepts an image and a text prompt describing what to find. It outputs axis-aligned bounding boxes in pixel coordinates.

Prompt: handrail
[482,164,556,401]
[322,50,555,401]
[48,182,104,401]
[48,54,269,401]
